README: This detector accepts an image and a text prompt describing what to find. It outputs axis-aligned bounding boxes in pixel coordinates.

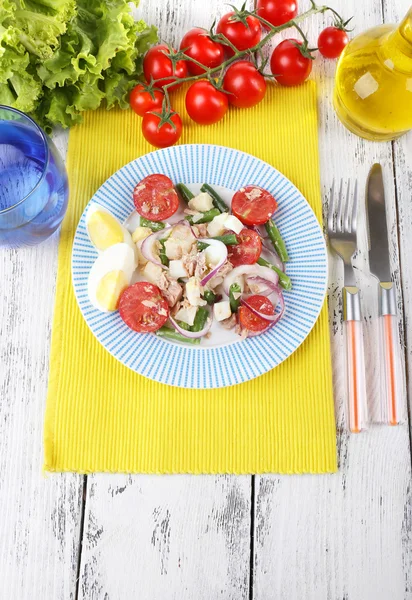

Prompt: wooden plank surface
[1,0,412,598]
[253,1,412,599]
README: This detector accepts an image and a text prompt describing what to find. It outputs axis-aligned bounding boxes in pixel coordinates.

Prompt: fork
[328,181,368,433]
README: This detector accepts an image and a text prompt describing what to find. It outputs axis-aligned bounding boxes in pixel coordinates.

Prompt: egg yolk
[88,211,124,250]
[96,270,128,311]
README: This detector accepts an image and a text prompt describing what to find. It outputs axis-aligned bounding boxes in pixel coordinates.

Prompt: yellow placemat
[44,81,337,474]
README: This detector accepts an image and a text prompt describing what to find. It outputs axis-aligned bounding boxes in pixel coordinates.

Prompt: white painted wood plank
[79,475,251,599]
[0,225,83,598]
[78,2,253,599]
[253,0,412,598]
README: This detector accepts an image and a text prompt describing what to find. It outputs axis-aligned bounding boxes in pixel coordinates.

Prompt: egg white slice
[88,243,136,312]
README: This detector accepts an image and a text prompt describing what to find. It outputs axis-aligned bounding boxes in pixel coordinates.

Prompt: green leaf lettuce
[0,0,157,129]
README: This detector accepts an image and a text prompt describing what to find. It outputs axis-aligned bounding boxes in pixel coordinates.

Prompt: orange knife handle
[379,283,404,425]
[343,287,368,433]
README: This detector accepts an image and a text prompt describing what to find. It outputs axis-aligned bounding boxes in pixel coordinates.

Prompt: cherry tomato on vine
[223,61,266,108]
[142,111,182,148]
[318,26,349,59]
[256,0,298,27]
[179,28,225,75]
[270,39,313,86]
[216,12,261,55]
[143,45,188,90]
[129,84,164,117]
[185,80,228,125]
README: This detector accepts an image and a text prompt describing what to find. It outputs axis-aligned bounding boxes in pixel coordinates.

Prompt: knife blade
[366,163,391,283]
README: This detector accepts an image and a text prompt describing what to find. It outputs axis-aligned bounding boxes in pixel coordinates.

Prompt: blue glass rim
[0,105,50,215]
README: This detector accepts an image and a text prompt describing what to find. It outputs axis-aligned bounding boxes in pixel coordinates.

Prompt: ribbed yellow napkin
[44,81,337,474]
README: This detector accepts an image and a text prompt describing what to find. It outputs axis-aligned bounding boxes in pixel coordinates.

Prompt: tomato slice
[227,228,262,267]
[231,185,277,226]
[133,174,179,222]
[238,295,275,332]
[119,282,169,333]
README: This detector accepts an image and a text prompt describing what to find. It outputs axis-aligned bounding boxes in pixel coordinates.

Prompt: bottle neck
[380,8,412,68]
[398,8,412,45]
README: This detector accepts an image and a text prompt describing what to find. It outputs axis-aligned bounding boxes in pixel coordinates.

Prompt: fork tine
[344,180,351,233]
[336,180,344,233]
[351,180,358,233]
[328,180,335,232]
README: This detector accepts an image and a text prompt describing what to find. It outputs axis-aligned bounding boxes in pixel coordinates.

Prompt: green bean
[176,183,194,203]
[185,208,220,225]
[191,306,209,332]
[200,183,229,213]
[203,290,217,305]
[229,283,242,313]
[156,326,200,344]
[264,219,289,262]
[212,234,238,246]
[257,257,292,291]
[140,217,165,232]
[158,239,169,267]
[197,241,209,251]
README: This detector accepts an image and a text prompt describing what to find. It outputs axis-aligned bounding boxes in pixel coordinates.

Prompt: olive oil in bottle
[334,8,412,141]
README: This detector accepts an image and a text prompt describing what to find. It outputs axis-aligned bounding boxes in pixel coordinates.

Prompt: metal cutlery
[366,164,404,425]
[328,180,367,433]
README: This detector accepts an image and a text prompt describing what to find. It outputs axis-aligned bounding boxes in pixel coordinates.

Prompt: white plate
[72,144,327,389]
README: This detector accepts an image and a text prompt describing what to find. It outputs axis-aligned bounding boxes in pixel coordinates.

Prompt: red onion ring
[140,226,172,268]
[244,293,285,337]
[198,238,228,286]
[261,240,284,271]
[251,225,268,239]
[223,264,279,296]
[245,276,279,297]
[169,311,213,339]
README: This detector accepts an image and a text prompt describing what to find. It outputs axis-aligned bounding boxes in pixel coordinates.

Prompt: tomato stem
[152,2,349,111]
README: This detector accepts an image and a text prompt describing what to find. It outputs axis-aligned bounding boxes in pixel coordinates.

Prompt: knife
[366,164,403,425]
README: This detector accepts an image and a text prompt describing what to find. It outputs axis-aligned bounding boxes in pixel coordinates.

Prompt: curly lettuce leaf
[0,0,157,130]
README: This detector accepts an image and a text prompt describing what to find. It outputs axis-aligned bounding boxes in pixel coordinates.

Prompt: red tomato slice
[238,294,275,332]
[119,282,169,333]
[133,174,179,221]
[227,228,262,267]
[232,185,277,226]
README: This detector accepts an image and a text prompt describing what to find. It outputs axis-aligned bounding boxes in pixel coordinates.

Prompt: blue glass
[0,106,69,248]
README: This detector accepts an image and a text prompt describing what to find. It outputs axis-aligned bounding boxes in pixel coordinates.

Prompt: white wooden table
[1,1,412,598]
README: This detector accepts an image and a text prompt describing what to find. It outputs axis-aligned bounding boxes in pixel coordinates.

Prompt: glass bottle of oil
[334,7,412,141]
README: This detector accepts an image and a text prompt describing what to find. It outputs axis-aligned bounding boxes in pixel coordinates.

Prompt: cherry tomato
[129,84,164,117]
[133,174,180,221]
[185,80,228,125]
[270,39,313,86]
[119,282,169,333]
[223,61,266,108]
[232,186,277,226]
[216,12,261,56]
[227,229,262,267]
[141,111,182,149]
[256,0,298,27]
[143,45,188,90]
[238,294,275,332]
[318,27,349,59]
[180,28,224,76]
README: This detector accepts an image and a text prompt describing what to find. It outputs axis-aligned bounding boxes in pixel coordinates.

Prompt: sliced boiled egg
[86,203,134,252]
[88,243,135,312]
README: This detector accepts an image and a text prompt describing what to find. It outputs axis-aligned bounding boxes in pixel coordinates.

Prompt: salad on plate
[85,174,292,345]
